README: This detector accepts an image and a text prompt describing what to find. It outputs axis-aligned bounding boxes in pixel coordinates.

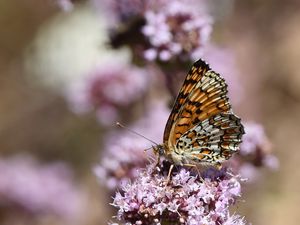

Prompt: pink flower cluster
[111,163,246,225]
[0,155,85,220]
[96,0,212,62]
[142,0,212,61]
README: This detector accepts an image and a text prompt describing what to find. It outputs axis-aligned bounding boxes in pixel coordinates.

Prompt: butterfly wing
[163,59,244,165]
[176,113,244,164]
[163,60,210,144]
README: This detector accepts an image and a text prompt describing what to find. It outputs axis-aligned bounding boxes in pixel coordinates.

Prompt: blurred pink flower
[0,155,85,220]
[94,102,169,190]
[228,122,278,182]
[66,62,150,126]
[202,45,244,105]
[56,0,74,11]
[95,0,149,25]
[142,0,212,61]
[240,122,271,156]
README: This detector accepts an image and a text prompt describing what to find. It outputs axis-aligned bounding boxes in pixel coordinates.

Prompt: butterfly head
[153,144,165,156]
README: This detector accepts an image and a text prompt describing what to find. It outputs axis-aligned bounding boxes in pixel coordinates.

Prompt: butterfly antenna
[143,146,153,153]
[116,122,159,146]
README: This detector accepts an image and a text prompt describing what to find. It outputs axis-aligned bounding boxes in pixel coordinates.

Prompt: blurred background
[0,0,299,224]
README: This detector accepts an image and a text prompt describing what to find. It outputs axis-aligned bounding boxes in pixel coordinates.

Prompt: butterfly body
[156,59,244,167]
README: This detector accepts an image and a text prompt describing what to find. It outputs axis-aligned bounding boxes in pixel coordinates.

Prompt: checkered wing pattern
[163,59,244,165]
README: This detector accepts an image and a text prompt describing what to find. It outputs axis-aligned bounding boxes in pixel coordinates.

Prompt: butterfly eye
[158,145,165,155]
[153,144,165,156]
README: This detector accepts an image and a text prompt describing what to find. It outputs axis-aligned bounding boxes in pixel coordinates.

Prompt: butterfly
[154,59,245,168]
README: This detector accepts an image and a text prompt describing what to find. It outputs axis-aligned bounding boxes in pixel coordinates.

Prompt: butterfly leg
[151,154,160,174]
[164,164,174,186]
[155,153,160,168]
[151,145,161,169]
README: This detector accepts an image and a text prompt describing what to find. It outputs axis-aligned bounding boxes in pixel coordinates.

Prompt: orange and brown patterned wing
[163,59,210,145]
[176,113,244,164]
[164,59,232,148]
